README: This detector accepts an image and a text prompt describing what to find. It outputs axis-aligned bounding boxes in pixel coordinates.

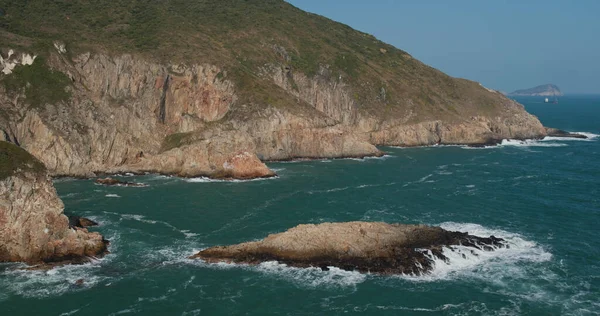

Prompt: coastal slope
[0,0,546,178]
[0,141,107,265]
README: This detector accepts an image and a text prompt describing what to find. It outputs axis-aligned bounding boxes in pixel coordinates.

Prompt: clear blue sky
[286,1,600,94]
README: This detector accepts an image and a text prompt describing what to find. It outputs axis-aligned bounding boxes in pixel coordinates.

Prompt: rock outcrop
[68,215,99,229]
[545,128,587,139]
[0,1,551,179]
[191,222,506,275]
[0,141,108,265]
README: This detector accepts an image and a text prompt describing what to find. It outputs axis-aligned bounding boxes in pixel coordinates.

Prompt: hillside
[509,84,563,96]
[0,0,546,177]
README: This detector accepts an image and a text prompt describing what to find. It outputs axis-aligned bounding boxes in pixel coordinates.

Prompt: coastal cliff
[0,141,107,265]
[0,1,547,178]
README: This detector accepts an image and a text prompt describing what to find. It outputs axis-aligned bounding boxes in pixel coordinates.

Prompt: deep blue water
[1,95,599,315]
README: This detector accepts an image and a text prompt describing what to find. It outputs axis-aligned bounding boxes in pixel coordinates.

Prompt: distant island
[508,84,563,96]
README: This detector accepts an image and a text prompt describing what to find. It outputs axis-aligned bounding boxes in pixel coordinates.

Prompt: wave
[499,139,567,148]
[543,131,599,142]
[105,194,121,198]
[186,258,366,288]
[399,222,552,282]
[574,131,599,139]
[184,176,278,183]
[0,258,109,300]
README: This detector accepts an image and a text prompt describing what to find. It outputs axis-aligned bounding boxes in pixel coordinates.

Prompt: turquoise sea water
[1,95,599,315]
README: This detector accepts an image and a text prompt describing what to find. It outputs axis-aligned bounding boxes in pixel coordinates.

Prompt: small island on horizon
[508,84,564,97]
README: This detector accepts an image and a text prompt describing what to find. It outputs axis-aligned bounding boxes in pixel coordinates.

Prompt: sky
[286,0,600,94]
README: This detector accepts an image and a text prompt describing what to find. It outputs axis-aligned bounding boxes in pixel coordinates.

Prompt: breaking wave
[400,222,552,282]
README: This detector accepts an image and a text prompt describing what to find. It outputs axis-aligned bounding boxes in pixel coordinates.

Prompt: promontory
[0,141,108,266]
[0,0,548,179]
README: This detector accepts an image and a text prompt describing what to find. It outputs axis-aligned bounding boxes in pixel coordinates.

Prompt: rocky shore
[191,222,506,275]
[545,128,588,139]
[0,141,108,266]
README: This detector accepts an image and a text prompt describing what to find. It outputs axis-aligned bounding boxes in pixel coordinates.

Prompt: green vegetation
[1,57,71,108]
[0,0,509,120]
[160,132,195,153]
[0,141,46,180]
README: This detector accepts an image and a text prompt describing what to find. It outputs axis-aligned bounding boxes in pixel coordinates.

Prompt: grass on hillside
[1,57,72,108]
[0,0,510,121]
[0,141,46,180]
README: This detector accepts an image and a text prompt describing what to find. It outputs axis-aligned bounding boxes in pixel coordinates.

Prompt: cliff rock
[0,141,107,265]
[0,1,549,179]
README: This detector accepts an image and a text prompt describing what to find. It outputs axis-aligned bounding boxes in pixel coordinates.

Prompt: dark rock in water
[68,215,99,228]
[189,222,506,275]
[545,128,587,139]
[95,177,147,187]
[467,138,502,148]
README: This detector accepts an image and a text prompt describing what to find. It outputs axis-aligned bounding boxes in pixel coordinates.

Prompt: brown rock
[0,142,108,265]
[190,222,505,275]
[68,215,99,228]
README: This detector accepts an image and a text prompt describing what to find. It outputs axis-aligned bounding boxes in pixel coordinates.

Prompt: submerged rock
[68,215,99,228]
[95,177,147,187]
[545,128,587,139]
[0,141,108,266]
[190,222,505,275]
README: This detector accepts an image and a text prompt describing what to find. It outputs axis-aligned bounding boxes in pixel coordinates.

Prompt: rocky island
[0,0,551,181]
[0,141,108,266]
[508,84,563,97]
[191,222,506,275]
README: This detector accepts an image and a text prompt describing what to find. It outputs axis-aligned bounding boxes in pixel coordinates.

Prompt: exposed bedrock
[545,128,587,139]
[0,51,548,179]
[190,222,506,275]
[0,141,108,266]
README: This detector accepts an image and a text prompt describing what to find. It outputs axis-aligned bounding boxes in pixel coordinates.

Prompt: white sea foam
[105,194,121,198]
[416,174,433,183]
[59,309,81,316]
[185,176,277,183]
[499,139,567,148]
[398,222,552,282]
[542,132,598,142]
[189,258,366,288]
[574,132,599,139]
[0,260,108,299]
[255,261,366,288]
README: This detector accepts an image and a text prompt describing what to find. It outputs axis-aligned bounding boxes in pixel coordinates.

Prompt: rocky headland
[0,1,550,180]
[545,128,588,139]
[190,222,506,275]
[0,141,108,266]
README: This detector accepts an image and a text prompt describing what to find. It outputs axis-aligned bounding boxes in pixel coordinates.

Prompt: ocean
[1,95,599,315]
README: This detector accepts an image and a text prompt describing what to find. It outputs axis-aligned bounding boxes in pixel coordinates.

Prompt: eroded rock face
[0,142,108,265]
[191,222,505,275]
[0,49,547,180]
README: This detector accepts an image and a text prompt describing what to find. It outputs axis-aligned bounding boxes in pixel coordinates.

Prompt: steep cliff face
[0,1,548,178]
[0,141,107,264]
